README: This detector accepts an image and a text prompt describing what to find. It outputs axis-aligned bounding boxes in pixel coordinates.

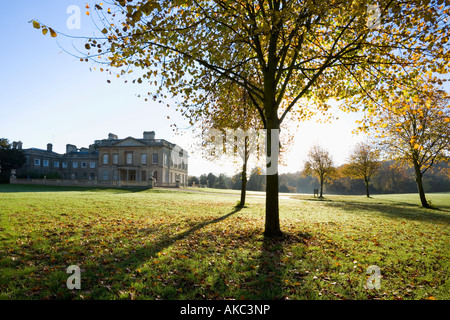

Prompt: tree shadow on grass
[321,200,450,225]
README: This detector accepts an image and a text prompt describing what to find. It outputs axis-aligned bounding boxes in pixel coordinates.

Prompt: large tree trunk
[263,42,282,237]
[264,120,282,237]
[364,177,370,198]
[237,139,248,208]
[319,174,324,198]
[414,166,430,208]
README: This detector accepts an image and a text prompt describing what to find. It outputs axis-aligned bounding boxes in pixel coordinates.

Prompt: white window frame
[113,153,119,164]
[43,159,49,167]
[141,153,147,165]
[152,153,158,165]
[72,161,78,169]
[103,154,109,165]
[34,158,40,166]
[126,152,133,165]
[90,161,96,168]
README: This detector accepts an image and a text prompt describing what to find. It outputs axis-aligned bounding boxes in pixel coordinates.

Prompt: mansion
[14,131,188,187]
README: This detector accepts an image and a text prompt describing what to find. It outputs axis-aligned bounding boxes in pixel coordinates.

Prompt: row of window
[33,158,96,169]
[101,153,187,169]
[102,153,161,166]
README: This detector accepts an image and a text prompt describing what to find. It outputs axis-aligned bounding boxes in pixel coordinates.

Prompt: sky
[1,1,375,177]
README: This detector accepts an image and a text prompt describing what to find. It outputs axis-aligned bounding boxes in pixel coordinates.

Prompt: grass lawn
[0,184,448,300]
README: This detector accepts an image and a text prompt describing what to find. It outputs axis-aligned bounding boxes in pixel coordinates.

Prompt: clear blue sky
[2,1,426,177]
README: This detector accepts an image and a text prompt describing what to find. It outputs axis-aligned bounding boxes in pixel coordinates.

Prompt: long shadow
[152,207,242,248]
[5,206,243,299]
[321,200,450,225]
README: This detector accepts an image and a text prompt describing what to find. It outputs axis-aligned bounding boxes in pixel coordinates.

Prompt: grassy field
[0,184,448,300]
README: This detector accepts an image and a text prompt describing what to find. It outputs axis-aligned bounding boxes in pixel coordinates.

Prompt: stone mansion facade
[15,131,188,187]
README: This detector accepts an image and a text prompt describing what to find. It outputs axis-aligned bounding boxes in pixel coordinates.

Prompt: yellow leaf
[42,28,48,36]
[414,144,420,149]
[32,20,40,29]
[49,28,57,38]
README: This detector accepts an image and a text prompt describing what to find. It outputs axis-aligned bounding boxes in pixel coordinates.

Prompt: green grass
[0,184,448,300]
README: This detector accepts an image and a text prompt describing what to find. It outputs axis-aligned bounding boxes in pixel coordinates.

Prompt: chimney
[66,144,77,154]
[143,131,155,140]
[17,141,22,150]
[108,133,118,140]
[47,143,53,152]
[12,141,18,149]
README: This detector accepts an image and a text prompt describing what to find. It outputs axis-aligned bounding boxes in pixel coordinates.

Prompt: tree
[197,83,264,207]
[34,1,450,236]
[344,141,381,197]
[188,175,199,186]
[0,138,26,183]
[303,145,336,198]
[359,78,450,207]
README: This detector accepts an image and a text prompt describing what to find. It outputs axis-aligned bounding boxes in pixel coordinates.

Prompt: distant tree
[230,172,242,190]
[199,174,208,187]
[214,174,230,189]
[207,173,217,188]
[247,167,265,192]
[360,78,450,207]
[198,83,264,207]
[188,176,199,187]
[0,138,26,183]
[344,142,381,197]
[303,145,336,198]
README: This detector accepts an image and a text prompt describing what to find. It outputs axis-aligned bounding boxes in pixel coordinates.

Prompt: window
[141,171,147,181]
[63,172,69,179]
[126,152,133,165]
[34,158,40,166]
[103,154,109,164]
[113,153,119,164]
[113,170,119,181]
[164,154,168,166]
[54,161,59,168]
[73,162,78,168]
[141,153,147,165]
[62,162,68,168]
[102,170,109,180]
[81,162,87,168]
[152,153,158,165]
[90,161,96,168]
[43,160,49,167]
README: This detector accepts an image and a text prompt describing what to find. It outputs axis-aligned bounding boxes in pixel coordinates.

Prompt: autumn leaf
[42,28,48,36]
[32,20,40,29]
[49,28,57,38]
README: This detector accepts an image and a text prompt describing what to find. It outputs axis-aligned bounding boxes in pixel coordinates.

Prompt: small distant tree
[303,145,336,198]
[344,142,381,197]
[188,176,199,187]
[0,138,26,183]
